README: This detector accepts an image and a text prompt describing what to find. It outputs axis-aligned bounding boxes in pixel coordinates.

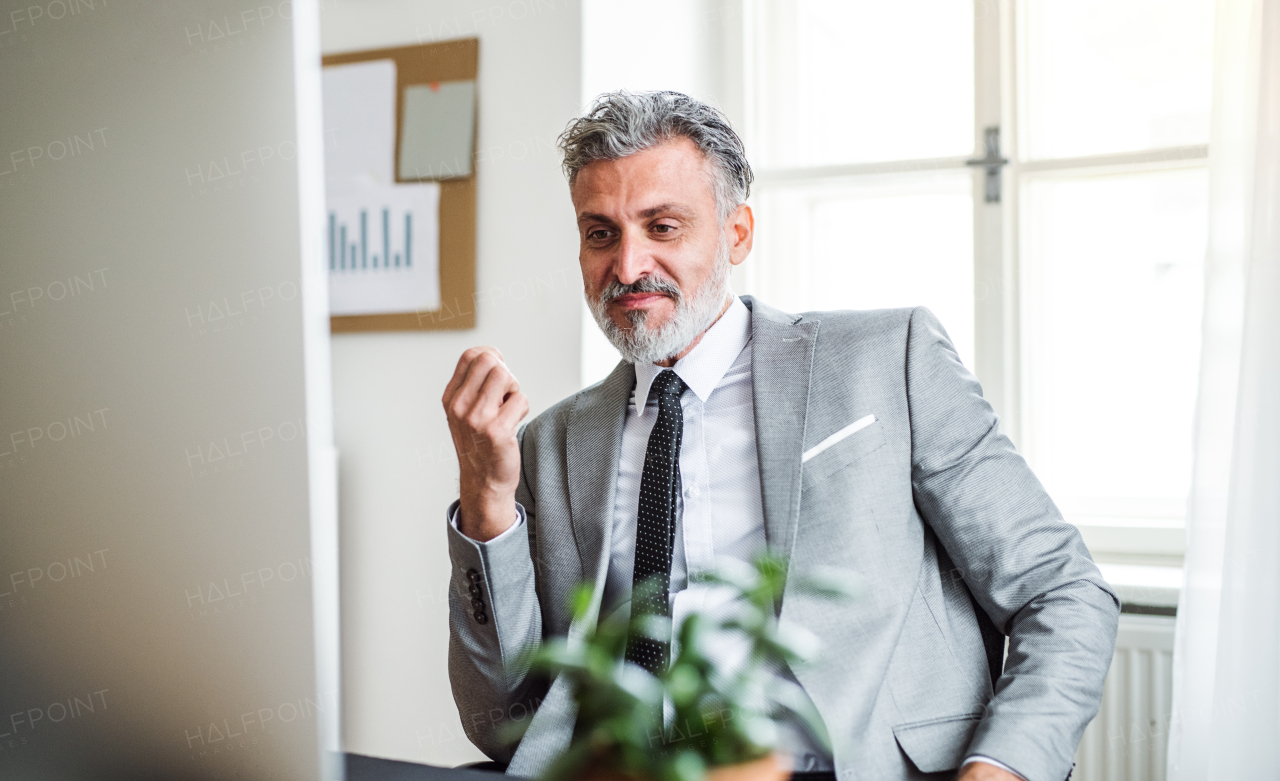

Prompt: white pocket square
[802,414,877,463]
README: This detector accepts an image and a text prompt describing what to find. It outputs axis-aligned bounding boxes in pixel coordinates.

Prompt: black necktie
[624,369,687,676]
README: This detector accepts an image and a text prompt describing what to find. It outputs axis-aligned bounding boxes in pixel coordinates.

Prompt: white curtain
[1167,0,1280,777]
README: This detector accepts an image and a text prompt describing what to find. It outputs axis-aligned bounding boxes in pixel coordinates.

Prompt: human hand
[442,346,529,542]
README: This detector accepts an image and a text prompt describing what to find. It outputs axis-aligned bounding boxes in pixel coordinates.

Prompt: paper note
[327,182,441,316]
[399,80,477,180]
[322,58,442,315]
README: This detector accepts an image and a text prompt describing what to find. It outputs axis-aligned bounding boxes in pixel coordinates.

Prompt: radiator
[1072,614,1176,781]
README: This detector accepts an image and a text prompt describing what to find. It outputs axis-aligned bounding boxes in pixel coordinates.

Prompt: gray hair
[558,90,754,223]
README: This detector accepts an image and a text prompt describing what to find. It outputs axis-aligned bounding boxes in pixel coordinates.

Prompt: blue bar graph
[328,206,414,275]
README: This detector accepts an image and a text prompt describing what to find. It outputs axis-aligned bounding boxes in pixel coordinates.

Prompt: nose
[612,227,650,286]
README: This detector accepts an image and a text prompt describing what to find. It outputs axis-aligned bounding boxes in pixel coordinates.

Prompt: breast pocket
[802,414,888,484]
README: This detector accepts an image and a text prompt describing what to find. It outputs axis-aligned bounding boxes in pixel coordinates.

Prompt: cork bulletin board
[323,37,478,332]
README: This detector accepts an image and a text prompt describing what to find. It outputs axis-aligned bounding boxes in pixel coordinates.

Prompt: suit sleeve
[446,426,548,762]
[904,306,1119,781]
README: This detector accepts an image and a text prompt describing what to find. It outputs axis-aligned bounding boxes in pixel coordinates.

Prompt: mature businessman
[441,91,1118,781]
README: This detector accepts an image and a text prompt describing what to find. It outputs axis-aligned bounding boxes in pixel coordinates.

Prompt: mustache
[598,275,683,304]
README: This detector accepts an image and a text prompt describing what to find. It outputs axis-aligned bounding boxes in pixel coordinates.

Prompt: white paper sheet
[322,59,442,315]
[322,60,397,191]
[327,182,441,316]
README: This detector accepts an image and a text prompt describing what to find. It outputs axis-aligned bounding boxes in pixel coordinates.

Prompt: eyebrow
[576,211,616,226]
[576,203,696,225]
[639,202,693,220]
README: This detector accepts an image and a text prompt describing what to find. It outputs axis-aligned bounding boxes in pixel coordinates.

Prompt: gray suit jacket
[446,298,1119,781]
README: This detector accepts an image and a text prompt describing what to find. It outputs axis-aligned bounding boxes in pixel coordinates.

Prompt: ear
[727,203,754,266]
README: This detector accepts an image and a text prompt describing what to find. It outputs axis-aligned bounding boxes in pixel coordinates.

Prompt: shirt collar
[632,295,751,415]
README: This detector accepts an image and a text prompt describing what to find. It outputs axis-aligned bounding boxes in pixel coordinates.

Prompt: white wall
[322,0,740,764]
[319,0,583,766]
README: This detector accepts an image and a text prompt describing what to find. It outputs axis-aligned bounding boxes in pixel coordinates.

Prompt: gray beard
[587,239,733,366]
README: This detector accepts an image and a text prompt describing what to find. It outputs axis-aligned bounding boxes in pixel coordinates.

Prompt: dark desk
[346,753,504,781]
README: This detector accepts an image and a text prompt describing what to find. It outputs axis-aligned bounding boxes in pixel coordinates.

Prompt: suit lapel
[747,297,819,566]
[565,359,634,605]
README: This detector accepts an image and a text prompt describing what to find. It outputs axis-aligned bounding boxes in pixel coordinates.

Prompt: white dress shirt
[600,297,830,770]
[456,295,1024,779]
[602,295,762,623]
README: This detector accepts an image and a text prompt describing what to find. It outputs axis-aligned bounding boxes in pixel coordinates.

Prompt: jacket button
[474,611,488,624]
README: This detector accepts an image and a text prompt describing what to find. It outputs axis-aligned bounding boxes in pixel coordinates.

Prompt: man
[441,91,1118,781]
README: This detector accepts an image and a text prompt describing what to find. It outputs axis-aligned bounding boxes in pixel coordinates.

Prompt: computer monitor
[0,0,339,778]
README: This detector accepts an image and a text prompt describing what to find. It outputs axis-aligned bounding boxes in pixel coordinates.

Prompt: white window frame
[730,0,1208,565]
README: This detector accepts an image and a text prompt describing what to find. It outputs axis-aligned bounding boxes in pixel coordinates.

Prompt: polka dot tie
[624,369,687,676]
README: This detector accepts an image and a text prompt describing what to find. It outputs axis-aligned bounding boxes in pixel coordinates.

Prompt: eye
[586,228,614,241]
[652,223,675,234]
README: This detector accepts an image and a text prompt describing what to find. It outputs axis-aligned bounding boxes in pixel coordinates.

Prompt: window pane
[751,172,975,367]
[1019,0,1214,160]
[754,0,974,168]
[1022,167,1207,522]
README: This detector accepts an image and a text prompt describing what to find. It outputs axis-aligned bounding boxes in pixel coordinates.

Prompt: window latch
[966,126,1010,203]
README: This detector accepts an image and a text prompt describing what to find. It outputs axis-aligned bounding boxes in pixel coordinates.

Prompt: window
[746,0,978,366]
[741,0,1214,565]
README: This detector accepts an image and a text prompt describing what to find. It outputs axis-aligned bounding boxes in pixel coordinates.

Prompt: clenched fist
[442,346,530,542]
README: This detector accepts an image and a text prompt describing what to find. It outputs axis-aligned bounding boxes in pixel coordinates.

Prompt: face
[571,136,754,364]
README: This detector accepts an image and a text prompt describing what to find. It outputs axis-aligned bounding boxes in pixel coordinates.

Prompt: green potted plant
[521,555,856,781]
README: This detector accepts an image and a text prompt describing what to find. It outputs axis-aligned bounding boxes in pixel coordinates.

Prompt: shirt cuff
[963,756,1027,780]
[447,502,525,544]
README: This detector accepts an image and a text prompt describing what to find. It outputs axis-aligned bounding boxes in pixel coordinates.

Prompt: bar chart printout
[327,182,441,316]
